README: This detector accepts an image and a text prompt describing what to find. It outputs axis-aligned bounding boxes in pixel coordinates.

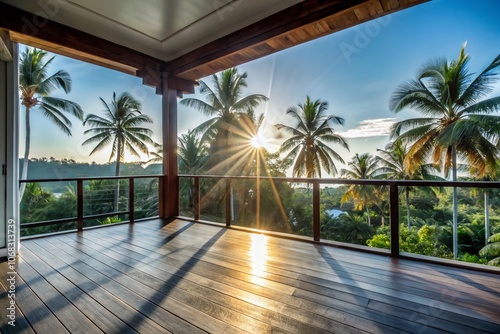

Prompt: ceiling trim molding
[0,30,13,61]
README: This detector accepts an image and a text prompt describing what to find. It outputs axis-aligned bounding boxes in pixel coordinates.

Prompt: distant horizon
[18,0,500,177]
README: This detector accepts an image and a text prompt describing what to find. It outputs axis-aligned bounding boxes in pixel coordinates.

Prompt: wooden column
[161,75,179,218]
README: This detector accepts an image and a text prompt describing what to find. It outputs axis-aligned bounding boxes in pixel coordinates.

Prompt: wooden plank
[28,236,240,334]
[24,240,205,334]
[84,231,417,334]
[31,237,269,333]
[84,226,440,332]
[83,224,492,334]
[55,234,325,334]
[15,256,103,334]
[0,261,36,334]
[111,220,500,330]
[15,219,500,333]
[0,261,69,333]
[19,244,137,334]
[92,220,497,301]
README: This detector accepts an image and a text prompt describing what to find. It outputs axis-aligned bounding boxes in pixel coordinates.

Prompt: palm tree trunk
[405,186,411,230]
[114,138,121,213]
[484,190,490,246]
[366,207,371,226]
[452,145,458,259]
[19,107,31,201]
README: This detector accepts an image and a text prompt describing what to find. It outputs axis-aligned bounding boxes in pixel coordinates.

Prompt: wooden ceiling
[0,0,428,93]
[168,0,428,81]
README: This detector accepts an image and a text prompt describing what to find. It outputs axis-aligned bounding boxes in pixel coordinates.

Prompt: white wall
[0,42,19,258]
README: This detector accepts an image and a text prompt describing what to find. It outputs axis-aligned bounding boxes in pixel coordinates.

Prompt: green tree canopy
[180,68,268,174]
[276,96,348,178]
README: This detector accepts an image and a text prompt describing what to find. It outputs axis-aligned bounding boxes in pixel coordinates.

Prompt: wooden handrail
[19,174,163,183]
[179,174,500,188]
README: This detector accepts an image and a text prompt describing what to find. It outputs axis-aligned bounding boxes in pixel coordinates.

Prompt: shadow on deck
[1,219,499,333]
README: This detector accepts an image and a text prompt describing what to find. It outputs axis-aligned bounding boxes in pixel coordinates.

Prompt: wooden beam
[9,31,137,75]
[166,0,428,80]
[0,30,13,61]
[0,2,161,79]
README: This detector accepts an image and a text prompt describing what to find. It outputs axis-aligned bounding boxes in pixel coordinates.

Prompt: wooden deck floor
[1,219,499,334]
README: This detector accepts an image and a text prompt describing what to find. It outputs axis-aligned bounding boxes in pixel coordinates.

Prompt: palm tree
[322,212,374,245]
[275,96,348,178]
[178,130,209,174]
[375,140,442,230]
[19,47,83,199]
[341,153,379,226]
[479,233,500,267]
[179,68,268,174]
[390,44,500,258]
[82,92,154,210]
[145,142,163,165]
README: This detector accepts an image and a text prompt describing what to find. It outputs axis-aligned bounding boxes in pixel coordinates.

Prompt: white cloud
[339,118,396,138]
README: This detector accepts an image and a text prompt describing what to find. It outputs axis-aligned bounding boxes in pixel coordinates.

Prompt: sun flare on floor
[249,233,268,285]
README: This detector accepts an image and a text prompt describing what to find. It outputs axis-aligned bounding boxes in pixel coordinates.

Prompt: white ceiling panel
[1,0,302,60]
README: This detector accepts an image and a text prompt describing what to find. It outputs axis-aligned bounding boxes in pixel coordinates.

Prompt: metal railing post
[225,179,231,227]
[313,181,320,241]
[129,177,135,223]
[77,179,83,231]
[389,183,399,257]
[194,176,200,221]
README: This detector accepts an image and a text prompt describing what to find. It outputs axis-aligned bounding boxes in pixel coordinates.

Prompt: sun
[251,132,266,149]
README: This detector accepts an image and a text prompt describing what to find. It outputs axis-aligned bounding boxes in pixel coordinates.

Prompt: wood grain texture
[1,218,499,333]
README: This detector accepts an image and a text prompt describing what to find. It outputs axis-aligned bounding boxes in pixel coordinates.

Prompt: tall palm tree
[276,96,348,178]
[82,92,154,210]
[375,140,442,229]
[390,44,500,258]
[19,47,83,199]
[178,130,209,174]
[179,68,268,174]
[341,153,379,226]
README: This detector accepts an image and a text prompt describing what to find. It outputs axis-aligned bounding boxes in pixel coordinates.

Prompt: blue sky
[20,0,500,175]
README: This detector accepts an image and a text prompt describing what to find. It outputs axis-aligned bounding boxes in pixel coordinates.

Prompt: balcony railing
[19,173,500,270]
[19,175,163,237]
[179,174,500,270]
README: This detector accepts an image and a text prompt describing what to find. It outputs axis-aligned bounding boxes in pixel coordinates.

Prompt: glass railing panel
[20,180,78,237]
[83,178,129,227]
[321,183,390,251]
[134,177,160,219]
[199,177,226,224]
[179,177,194,218]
